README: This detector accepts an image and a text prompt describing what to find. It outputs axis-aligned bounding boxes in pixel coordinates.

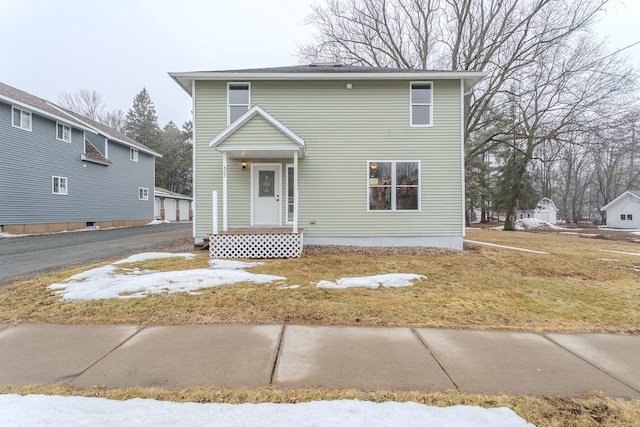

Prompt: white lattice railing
[209,232,303,259]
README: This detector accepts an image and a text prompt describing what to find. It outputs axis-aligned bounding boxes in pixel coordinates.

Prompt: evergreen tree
[155,121,193,195]
[124,88,160,150]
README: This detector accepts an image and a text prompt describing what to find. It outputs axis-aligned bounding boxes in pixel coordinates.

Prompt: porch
[209,228,304,259]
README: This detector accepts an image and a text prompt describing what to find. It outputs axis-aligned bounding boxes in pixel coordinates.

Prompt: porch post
[212,191,218,234]
[293,152,298,233]
[222,152,228,232]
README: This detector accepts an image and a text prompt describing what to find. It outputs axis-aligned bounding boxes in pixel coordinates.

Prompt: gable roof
[169,64,487,95]
[601,190,640,211]
[0,81,161,158]
[209,105,306,158]
[154,187,192,201]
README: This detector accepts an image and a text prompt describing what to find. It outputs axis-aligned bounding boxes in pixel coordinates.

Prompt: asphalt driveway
[0,223,192,285]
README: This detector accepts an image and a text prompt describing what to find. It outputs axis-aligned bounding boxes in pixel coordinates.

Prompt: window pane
[64,126,71,141]
[369,187,391,210]
[369,162,391,185]
[621,214,626,220]
[411,105,431,125]
[259,171,275,197]
[288,167,294,216]
[396,162,419,186]
[22,111,31,129]
[53,178,59,193]
[628,214,633,220]
[411,84,431,104]
[57,124,63,139]
[13,109,20,127]
[396,186,418,210]
[228,85,249,104]
[229,106,248,123]
[60,178,66,193]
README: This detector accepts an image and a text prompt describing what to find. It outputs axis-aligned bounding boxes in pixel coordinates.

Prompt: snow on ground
[0,395,533,427]
[0,232,31,239]
[113,252,195,264]
[147,219,171,225]
[316,274,426,289]
[48,254,285,301]
[514,218,565,231]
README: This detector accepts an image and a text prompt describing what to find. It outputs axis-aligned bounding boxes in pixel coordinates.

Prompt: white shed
[601,190,640,228]
[515,198,558,224]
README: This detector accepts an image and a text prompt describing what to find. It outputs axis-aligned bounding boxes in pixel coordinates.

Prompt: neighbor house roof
[169,64,487,95]
[0,81,161,158]
[601,190,640,211]
[154,187,192,201]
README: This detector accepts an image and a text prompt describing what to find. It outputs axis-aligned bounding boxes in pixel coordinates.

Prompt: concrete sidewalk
[0,323,638,398]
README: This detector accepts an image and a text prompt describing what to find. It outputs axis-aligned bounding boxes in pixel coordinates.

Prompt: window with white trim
[410,82,432,126]
[286,164,294,223]
[12,106,32,131]
[139,187,149,200]
[368,161,420,211]
[52,176,68,195]
[228,83,250,124]
[130,148,138,162]
[621,214,633,221]
[56,122,71,142]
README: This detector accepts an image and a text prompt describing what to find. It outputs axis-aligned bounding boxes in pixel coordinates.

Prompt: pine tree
[124,88,160,150]
[155,121,193,195]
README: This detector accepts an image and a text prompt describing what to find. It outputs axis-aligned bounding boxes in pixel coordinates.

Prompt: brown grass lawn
[1,229,639,332]
[1,384,639,427]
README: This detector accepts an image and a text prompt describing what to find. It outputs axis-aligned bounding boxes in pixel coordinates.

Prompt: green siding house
[170,65,485,257]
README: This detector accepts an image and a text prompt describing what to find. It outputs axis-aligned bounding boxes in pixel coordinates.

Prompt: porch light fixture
[370,162,377,170]
[241,161,247,170]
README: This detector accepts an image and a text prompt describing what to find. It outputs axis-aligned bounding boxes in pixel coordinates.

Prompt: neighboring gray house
[170,64,486,257]
[154,187,192,221]
[601,190,640,229]
[0,81,161,234]
[516,198,558,224]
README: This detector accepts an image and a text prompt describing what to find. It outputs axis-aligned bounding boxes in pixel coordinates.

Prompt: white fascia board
[209,105,305,149]
[0,94,99,134]
[169,71,488,95]
[601,191,640,211]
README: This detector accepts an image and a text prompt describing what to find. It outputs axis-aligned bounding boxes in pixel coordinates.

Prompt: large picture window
[227,83,250,124]
[410,82,432,126]
[368,161,420,211]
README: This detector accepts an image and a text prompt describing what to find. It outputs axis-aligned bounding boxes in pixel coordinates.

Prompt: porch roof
[209,105,307,159]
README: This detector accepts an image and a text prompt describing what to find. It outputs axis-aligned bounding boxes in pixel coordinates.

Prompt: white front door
[252,164,281,225]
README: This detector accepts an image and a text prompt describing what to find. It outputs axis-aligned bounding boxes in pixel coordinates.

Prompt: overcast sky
[1,0,638,128]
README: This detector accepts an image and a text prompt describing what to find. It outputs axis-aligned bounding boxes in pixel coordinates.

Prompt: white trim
[409,81,433,127]
[56,122,71,142]
[82,131,86,153]
[460,79,466,237]
[138,187,149,201]
[366,160,421,212]
[222,152,228,231]
[104,137,109,159]
[212,191,218,234]
[0,95,97,133]
[52,176,68,195]
[192,79,197,240]
[169,71,488,96]
[250,163,282,226]
[210,105,306,157]
[227,82,251,126]
[285,164,294,224]
[11,106,32,131]
[293,154,298,233]
[130,147,139,162]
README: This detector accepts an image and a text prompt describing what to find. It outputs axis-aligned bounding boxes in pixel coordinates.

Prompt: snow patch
[113,252,195,264]
[316,274,426,289]
[48,253,284,301]
[147,219,171,225]
[513,218,564,231]
[0,232,31,239]
[0,395,533,427]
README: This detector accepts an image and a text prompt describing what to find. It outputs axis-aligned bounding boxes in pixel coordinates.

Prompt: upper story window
[410,82,432,127]
[368,161,420,211]
[12,106,32,131]
[56,122,71,142]
[139,187,149,200]
[130,148,138,162]
[52,176,68,195]
[228,83,250,125]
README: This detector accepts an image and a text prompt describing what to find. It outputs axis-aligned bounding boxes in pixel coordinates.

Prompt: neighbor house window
[228,83,250,124]
[52,176,68,195]
[368,161,420,211]
[56,122,71,142]
[139,187,149,200]
[410,82,432,126]
[130,148,138,162]
[628,214,633,221]
[12,106,32,131]
[621,214,626,220]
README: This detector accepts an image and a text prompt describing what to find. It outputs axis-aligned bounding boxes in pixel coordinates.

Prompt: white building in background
[515,198,558,224]
[601,190,640,228]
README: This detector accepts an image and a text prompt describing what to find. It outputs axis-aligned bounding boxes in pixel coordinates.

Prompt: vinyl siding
[0,101,155,225]
[193,79,463,240]
[219,114,301,149]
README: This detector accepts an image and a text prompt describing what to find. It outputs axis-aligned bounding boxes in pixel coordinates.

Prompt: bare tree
[101,109,126,133]
[57,89,105,121]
